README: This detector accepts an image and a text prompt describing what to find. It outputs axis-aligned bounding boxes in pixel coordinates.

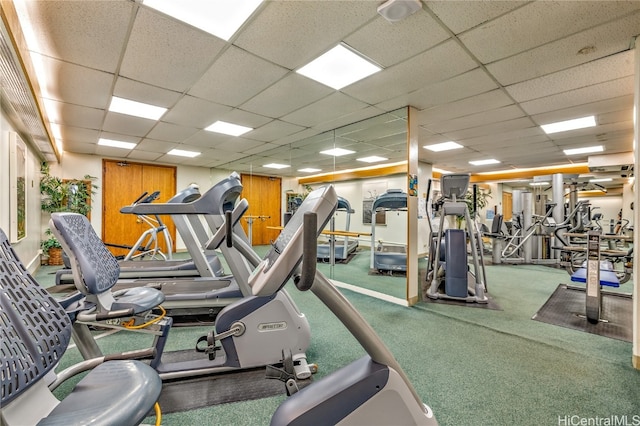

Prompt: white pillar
[632,43,639,369]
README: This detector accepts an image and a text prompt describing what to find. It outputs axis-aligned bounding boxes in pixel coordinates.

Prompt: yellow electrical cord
[154,402,162,426]
[123,305,167,329]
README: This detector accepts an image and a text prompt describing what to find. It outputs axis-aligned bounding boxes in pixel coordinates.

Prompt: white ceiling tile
[189,46,289,106]
[113,78,182,108]
[530,95,634,126]
[102,112,157,137]
[184,130,230,148]
[240,73,333,118]
[59,125,100,145]
[426,1,528,34]
[425,105,524,134]
[120,8,226,92]
[506,50,634,102]
[460,1,640,63]
[61,140,96,155]
[344,39,479,105]
[162,96,232,128]
[445,117,536,141]
[45,100,104,129]
[125,150,163,162]
[487,11,640,85]
[312,106,388,134]
[282,92,370,128]
[95,145,135,158]
[23,0,133,72]
[519,76,635,115]
[39,55,113,108]
[147,122,199,143]
[135,139,178,153]
[344,10,450,68]
[417,89,513,126]
[234,1,375,70]
[247,120,306,143]
[213,138,266,153]
[217,109,272,129]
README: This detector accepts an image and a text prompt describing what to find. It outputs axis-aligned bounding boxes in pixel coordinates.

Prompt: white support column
[632,43,639,369]
[407,106,419,306]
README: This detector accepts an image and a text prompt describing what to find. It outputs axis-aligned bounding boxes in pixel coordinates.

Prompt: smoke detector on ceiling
[377,0,422,22]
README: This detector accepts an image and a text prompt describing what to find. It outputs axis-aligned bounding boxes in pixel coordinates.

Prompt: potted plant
[40,162,97,265]
[41,228,63,266]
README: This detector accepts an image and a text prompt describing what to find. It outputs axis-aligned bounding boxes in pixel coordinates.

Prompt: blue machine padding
[271,356,388,426]
[444,229,468,298]
[570,267,620,287]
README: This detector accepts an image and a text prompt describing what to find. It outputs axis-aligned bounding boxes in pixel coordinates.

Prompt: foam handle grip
[225,211,233,248]
[298,212,317,291]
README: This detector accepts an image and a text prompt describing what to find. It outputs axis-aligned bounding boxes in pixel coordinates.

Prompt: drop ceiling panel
[22,0,133,72]
[425,105,525,134]
[282,92,370,128]
[520,76,635,116]
[487,12,640,85]
[113,77,182,108]
[426,1,528,35]
[417,90,514,127]
[506,50,634,102]
[344,10,450,68]
[135,139,177,153]
[239,120,305,143]
[460,1,640,63]
[240,73,333,118]
[311,106,388,134]
[530,95,634,126]
[344,39,478,105]
[102,112,157,138]
[234,1,375,70]
[125,150,163,162]
[146,122,199,143]
[58,125,100,145]
[444,117,536,141]
[45,100,104,129]
[120,7,226,92]
[39,55,113,108]
[188,46,289,106]
[213,138,266,153]
[162,96,232,128]
[61,140,96,155]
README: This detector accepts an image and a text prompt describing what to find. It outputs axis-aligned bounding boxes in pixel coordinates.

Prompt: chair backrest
[50,212,120,295]
[491,214,504,234]
[0,228,72,406]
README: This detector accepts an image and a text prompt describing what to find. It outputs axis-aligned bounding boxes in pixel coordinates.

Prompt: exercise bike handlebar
[297,212,317,292]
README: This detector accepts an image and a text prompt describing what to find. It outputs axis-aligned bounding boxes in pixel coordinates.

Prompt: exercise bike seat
[50,212,165,316]
[0,228,162,426]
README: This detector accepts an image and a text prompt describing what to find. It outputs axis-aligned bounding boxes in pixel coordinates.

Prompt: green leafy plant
[40,228,62,251]
[456,186,492,228]
[40,162,98,215]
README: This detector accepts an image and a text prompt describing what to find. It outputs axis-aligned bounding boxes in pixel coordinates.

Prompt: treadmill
[317,196,359,261]
[370,189,408,273]
[55,185,224,285]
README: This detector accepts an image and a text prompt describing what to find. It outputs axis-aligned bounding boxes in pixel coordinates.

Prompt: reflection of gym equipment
[55,185,224,285]
[425,174,488,303]
[317,196,359,262]
[243,215,270,245]
[50,209,315,382]
[249,185,437,425]
[0,228,162,426]
[370,189,407,273]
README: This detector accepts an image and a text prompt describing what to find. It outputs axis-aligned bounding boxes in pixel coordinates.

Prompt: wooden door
[102,160,176,258]
[502,191,513,221]
[240,174,281,245]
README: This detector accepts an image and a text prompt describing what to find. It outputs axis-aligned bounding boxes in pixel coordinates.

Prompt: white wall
[1,113,45,271]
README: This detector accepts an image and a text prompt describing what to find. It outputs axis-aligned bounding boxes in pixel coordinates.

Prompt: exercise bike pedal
[195,331,221,360]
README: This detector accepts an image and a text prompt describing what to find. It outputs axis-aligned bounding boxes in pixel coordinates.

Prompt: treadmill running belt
[532,284,632,342]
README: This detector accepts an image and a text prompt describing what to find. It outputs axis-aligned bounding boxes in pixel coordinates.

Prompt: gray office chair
[0,228,162,425]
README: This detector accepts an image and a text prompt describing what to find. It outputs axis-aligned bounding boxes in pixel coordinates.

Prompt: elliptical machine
[425,173,488,303]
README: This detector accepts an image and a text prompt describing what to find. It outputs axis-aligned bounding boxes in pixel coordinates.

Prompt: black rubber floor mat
[420,294,502,310]
[158,367,311,414]
[532,284,632,342]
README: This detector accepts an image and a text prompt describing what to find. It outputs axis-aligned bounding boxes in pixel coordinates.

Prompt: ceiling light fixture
[377,0,422,22]
[168,148,200,157]
[297,44,382,90]
[298,168,321,173]
[357,156,388,163]
[143,0,263,41]
[563,145,604,156]
[264,163,290,169]
[205,120,253,136]
[109,96,167,120]
[98,138,137,150]
[424,141,463,152]
[320,148,355,157]
[541,115,596,134]
[469,159,500,166]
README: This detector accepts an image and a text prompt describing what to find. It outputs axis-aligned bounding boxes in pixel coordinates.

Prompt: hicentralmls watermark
[558,415,640,426]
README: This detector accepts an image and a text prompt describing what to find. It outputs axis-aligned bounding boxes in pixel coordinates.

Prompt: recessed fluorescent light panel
[563,145,603,156]
[264,163,289,169]
[469,159,500,166]
[297,44,382,90]
[98,138,137,150]
[589,178,612,183]
[298,168,321,173]
[320,148,355,157]
[168,148,200,158]
[109,96,167,120]
[529,182,550,186]
[424,141,463,152]
[357,156,388,163]
[541,115,596,134]
[143,0,263,41]
[205,120,253,136]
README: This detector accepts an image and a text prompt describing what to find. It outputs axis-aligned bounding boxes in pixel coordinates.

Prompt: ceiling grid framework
[2,0,639,188]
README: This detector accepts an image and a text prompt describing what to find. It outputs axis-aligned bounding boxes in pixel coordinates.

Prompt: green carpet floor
[34,254,640,426]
